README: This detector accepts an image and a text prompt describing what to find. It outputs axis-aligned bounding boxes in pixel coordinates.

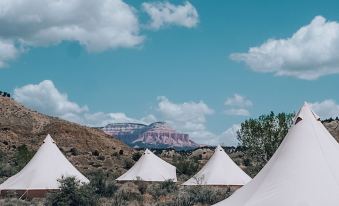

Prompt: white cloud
[155,96,244,145]
[14,80,88,116]
[13,80,146,127]
[13,80,240,146]
[186,125,240,147]
[140,114,158,124]
[0,0,143,67]
[224,108,250,116]
[230,16,339,80]
[218,124,240,147]
[157,96,213,123]
[310,99,339,119]
[0,40,19,67]
[224,94,252,116]
[224,93,252,107]
[156,96,218,144]
[142,1,199,29]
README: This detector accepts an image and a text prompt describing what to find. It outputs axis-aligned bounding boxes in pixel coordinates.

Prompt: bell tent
[116,149,177,182]
[0,134,89,198]
[214,103,339,206]
[183,145,251,186]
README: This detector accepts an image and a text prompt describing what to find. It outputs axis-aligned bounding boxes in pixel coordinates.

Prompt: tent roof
[116,149,177,182]
[214,103,339,206]
[183,145,251,185]
[0,134,89,190]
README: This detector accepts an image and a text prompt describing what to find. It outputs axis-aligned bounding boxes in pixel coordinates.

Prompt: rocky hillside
[102,122,199,149]
[323,120,339,142]
[0,96,133,179]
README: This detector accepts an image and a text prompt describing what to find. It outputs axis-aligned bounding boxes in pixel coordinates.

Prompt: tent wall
[0,189,59,198]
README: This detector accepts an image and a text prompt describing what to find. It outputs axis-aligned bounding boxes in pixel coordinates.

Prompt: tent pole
[19,190,28,200]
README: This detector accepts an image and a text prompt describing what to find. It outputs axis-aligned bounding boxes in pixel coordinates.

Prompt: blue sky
[1,0,339,145]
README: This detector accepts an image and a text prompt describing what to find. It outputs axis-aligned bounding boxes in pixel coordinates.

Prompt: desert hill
[323,120,339,142]
[0,96,133,179]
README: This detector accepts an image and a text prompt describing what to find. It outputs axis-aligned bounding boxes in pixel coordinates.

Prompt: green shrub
[92,150,99,156]
[173,156,199,176]
[147,180,177,197]
[158,186,230,206]
[69,148,79,156]
[97,155,105,161]
[243,158,252,167]
[88,171,118,197]
[0,198,31,206]
[134,179,148,195]
[0,162,16,178]
[15,145,34,171]
[132,152,142,161]
[123,158,134,170]
[185,186,229,204]
[46,177,98,206]
[113,182,143,203]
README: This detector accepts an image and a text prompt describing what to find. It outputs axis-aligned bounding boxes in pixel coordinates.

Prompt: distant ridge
[102,122,199,149]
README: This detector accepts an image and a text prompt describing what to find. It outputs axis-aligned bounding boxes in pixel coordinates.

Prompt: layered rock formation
[102,122,199,149]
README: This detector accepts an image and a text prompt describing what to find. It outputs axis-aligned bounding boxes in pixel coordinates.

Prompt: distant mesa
[102,122,199,149]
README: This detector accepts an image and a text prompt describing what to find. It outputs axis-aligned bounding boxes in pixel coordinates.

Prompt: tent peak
[216,145,224,151]
[44,134,55,144]
[294,102,320,124]
[144,149,152,154]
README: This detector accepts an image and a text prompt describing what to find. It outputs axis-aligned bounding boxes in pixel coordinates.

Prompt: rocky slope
[323,120,339,142]
[102,122,199,149]
[0,96,133,178]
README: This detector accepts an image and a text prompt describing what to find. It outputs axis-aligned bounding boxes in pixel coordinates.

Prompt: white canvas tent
[183,145,251,186]
[116,149,177,182]
[214,103,339,206]
[0,134,89,197]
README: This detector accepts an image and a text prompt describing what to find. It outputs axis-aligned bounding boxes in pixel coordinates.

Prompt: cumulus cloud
[224,94,252,116]
[156,96,213,132]
[0,40,19,67]
[154,97,240,146]
[224,94,253,107]
[13,80,241,146]
[142,1,199,29]
[14,80,88,116]
[0,0,143,67]
[13,80,147,127]
[187,125,241,147]
[224,108,250,116]
[310,99,339,119]
[218,124,240,147]
[230,16,339,80]
[157,96,213,124]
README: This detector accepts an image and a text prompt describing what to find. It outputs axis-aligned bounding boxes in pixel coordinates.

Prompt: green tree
[46,177,98,206]
[173,156,199,176]
[88,171,118,197]
[237,112,294,164]
[15,145,35,171]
